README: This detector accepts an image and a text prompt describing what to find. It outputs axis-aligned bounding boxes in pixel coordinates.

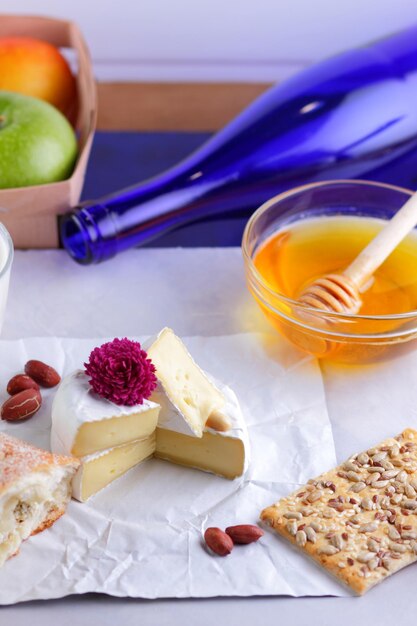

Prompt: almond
[7,374,40,396]
[225,524,264,544]
[1,388,42,422]
[206,410,231,432]
[204,527,234,556]
[24,360,61,388]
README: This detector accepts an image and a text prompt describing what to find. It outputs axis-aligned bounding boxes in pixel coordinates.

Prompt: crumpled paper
[0,333,342,604]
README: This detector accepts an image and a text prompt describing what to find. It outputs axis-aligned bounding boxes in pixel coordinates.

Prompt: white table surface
[2,247,416,624]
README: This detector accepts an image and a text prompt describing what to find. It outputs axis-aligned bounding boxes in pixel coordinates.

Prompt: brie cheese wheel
[51,370,160,457]
[147,328,226,438]
[0,432,79,567]
[51,332,250,502]
[155,378,250,479]
[72,434,156,502]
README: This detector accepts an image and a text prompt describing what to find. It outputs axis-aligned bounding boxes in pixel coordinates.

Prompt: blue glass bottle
[61,26,417,263]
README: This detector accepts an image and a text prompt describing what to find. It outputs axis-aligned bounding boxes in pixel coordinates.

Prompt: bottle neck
[60,204,118,264]
[61,173,229,263]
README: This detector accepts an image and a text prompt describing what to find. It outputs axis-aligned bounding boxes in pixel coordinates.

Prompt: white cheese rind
[147,328,226,438]
[156,377,250,478]
[150,382,197,437]
[208,378,250,476]
[51,370,159,456]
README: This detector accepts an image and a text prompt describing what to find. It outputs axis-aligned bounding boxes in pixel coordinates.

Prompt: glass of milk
[0,223,13,333]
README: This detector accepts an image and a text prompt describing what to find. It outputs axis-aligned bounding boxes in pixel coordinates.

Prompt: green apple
[0,90,78,188]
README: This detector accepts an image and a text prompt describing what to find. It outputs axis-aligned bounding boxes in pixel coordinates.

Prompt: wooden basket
[0,15,97,248]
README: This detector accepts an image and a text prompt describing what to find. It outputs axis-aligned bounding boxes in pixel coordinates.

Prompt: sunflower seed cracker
[260,429,417,595]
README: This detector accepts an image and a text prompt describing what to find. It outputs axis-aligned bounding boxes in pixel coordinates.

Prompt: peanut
[7,374,39,396]
[225,524,264,544]
[204,527,234,556]
[24,360,60,388]
[1,388,42,422]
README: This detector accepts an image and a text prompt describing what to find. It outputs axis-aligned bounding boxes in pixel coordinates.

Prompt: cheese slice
[72,434,156,502]
[51,370,160,457]
[147,328,225,437]
[156,377,249,479]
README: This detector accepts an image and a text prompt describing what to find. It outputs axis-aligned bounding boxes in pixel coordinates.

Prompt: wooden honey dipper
[298,192,417,314]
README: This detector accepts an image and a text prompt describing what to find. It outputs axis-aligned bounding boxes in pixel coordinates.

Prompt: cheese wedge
[72,434,156,502]
[147,328,225,437]
[155,377,249,479]
[51,370,160,456]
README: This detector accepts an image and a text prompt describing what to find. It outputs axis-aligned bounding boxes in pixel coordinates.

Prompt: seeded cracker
[260,429,417,595]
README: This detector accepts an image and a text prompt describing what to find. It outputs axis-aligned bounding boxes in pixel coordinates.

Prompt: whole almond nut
[1,388,42,422]
[225,524,264,544]
[204,527,234,556]
[7,374,40,396]
[206,410,231,432]
[24,360,61,388]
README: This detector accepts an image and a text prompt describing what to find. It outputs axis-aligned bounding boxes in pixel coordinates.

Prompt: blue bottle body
[62,26,417,263]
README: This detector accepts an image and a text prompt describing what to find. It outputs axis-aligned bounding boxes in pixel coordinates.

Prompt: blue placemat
[81,131,248,247]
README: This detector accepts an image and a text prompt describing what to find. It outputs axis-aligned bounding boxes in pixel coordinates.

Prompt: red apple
[0,36,77,120]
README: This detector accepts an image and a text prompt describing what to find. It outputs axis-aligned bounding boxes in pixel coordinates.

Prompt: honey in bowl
[253,215,417,360]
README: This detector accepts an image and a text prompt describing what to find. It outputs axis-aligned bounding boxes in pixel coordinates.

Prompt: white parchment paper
[0,333,341,604]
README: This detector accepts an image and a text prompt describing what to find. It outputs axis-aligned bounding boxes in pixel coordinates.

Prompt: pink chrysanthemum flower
[84,338,157,406]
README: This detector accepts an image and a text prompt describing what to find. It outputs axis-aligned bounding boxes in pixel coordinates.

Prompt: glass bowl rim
[0,222,14,282]
[242,178,417,324]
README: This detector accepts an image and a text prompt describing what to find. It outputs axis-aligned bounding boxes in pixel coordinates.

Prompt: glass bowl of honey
[242,180,417,363]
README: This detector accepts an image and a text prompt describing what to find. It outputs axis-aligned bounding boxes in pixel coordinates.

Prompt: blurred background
[8,0,417,83]
[6,1,417,249]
